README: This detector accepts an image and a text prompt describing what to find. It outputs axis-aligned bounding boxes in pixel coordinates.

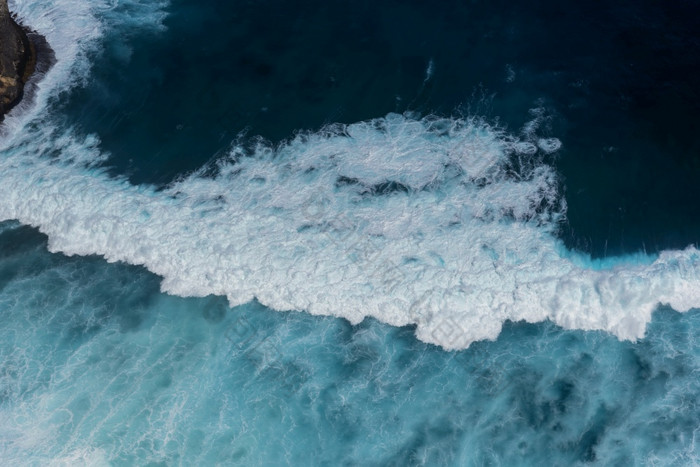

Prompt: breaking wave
[1,0,699,349]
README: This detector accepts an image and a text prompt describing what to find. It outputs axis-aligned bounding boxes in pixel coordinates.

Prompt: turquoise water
[1,0,699,464]
[1,221,698,464]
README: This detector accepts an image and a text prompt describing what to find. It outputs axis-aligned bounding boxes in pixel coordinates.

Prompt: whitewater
[2,0,699,350]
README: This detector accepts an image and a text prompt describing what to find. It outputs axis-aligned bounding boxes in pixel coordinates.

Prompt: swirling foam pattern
[0,221,698,464]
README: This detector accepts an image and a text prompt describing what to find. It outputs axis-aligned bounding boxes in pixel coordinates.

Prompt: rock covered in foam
[0,0,36,120]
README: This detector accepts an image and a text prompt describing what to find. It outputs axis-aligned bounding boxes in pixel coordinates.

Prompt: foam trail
[2,0,699,350]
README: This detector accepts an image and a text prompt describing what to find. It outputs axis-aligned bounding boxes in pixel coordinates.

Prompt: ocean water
[0,0,699,464]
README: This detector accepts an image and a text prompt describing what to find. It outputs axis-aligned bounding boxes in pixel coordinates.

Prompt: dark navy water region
[0,220,698,464]
[58,0,700,259]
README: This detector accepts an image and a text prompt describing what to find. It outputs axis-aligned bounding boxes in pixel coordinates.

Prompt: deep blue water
[1,0,699,464]
[63,0,700,258]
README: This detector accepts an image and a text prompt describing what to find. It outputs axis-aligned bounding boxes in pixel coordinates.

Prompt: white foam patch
[537,137,562,153]
[1,0,699,351]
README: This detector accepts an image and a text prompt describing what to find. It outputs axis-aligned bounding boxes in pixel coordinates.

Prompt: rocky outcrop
[0,0,35,121]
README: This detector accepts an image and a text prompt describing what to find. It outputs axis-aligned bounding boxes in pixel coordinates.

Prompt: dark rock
[0,0,36,121]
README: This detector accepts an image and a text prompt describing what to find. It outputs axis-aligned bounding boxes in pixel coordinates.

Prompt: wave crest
[1,0,699,349]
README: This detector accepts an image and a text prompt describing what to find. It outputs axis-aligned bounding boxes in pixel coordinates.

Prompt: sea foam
[1,0,699,349]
